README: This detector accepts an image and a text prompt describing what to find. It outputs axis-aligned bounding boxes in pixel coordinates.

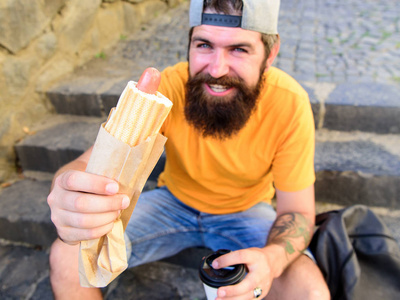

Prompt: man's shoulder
[264,67,308,98]
[161,61,189,79]
[159,61,188,99]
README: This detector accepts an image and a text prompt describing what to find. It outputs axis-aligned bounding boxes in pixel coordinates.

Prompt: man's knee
[308,285,330,300]
[298,256,330,300]
[268,255,330,300]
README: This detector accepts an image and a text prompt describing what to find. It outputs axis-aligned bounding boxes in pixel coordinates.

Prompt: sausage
[136,67,161,95]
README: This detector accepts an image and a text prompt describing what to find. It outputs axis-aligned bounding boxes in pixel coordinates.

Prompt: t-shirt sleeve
[157,63,188,135]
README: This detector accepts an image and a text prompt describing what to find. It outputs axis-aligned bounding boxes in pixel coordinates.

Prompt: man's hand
[211,185,315,299]
[211,247,275,300]
[47,170,130,245]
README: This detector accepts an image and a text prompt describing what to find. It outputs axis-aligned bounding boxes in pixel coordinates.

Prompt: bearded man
[47,1,330,299]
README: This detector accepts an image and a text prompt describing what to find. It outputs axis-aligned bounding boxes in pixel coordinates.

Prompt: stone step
[14,116,400,209]
[0,166,399,297]
[10,114,400,247]
[38,0,400,135]
[16,115,400,177]
[314,129,400,208]
[0,179,55,248]
[14,115,165,183]
[0,177,160,248]
[45,68,400,134]
[1,175,399,249]
[15,115,104,173]
[304,82,400,134]
[0,240,207,300]
[1,205,400,300]
[40,0,400,135]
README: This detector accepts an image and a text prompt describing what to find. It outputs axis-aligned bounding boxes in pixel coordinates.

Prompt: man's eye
[234,47,247,53]
[198,43,211,49]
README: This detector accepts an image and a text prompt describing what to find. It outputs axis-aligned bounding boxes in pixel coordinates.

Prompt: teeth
[209,84,228,93]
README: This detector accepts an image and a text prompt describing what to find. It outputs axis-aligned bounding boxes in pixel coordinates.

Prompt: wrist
[261,244,287,279]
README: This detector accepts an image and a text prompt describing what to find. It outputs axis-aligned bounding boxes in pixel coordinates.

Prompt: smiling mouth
[208,84,230,93]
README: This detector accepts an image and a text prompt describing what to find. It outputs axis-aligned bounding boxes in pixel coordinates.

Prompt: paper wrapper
[78,123,167,287]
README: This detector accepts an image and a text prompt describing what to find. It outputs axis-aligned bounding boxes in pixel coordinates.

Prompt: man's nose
[208,50,230,79]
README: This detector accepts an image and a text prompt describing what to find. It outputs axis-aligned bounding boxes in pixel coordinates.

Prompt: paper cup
[199,249,246,300]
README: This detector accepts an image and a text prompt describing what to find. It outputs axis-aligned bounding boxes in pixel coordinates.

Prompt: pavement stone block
[314,140,400,176]
[0,243,208,300]
[0,245,51,300]
[324,83,400,133]
[315,171,400,208]
[46,79,106,116]
[314,135,400,208]
[104,261,206,300]
[100,78,130,115]
[315,140,400,209]
[0,180,56,247]
[15,120,101,173]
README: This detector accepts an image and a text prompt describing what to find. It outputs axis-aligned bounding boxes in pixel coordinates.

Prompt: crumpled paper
[78,123,167,287]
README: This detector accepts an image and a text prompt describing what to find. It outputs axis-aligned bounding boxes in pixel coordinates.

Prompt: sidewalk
[278,0,400,84]
[1,1,399,299]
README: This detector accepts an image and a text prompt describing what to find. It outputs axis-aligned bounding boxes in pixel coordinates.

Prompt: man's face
[185,24,269,139]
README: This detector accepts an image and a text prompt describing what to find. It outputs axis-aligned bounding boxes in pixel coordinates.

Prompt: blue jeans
[124,186,277,268]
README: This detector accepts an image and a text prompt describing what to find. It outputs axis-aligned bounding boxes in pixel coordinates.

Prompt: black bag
[309,205,400,300]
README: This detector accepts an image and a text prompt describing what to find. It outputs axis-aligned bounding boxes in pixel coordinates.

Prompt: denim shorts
[124,186,314,267]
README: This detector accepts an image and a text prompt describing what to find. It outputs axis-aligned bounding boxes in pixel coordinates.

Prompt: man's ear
[264,39,281,72]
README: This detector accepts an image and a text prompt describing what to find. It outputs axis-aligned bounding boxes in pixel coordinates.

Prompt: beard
[184,72,264,140]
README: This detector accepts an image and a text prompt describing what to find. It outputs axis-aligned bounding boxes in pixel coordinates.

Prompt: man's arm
[212,184,315,299]
[263,184,315,277]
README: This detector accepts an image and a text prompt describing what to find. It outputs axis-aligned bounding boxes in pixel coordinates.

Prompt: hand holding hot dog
[47,68,169,245]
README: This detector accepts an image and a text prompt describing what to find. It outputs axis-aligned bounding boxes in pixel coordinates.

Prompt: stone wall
[0,0,183,182]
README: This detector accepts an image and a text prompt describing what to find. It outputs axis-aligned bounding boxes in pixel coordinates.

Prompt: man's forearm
[264,212,314,276]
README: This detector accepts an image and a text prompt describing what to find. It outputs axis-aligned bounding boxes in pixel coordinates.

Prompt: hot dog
[104,68,172,147]
[80,68,172,287]
[136,67,161,94]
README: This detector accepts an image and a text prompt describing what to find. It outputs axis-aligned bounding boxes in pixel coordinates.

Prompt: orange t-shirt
[157,62,315,214]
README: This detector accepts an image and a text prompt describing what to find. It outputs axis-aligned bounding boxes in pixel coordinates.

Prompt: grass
[94,51,106,59]
[316,73,330,78]
[381,31,392,40]
[326,37,334,44]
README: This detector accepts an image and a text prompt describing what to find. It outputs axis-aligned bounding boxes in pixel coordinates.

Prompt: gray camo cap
[189,0,280,34]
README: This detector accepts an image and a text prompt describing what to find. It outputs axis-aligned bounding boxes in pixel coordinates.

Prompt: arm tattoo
[267,213,312,259]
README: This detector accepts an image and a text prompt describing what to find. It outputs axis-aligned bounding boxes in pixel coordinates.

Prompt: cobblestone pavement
[101,0,400,86]
[277,0,400,84]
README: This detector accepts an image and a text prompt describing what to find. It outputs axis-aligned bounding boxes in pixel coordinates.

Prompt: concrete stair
[3,75,399,249]
[2,6,400,248]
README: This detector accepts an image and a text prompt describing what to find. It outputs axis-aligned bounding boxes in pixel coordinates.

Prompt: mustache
[189,73,246,89]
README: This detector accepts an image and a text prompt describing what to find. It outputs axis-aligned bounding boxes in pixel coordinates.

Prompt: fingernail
[218,289,226,297]
[122,196,130,209]
[106,182,119,194]
[212,260,219,269]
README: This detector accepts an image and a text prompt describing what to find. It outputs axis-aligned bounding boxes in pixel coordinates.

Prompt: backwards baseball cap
[189,0,280,34]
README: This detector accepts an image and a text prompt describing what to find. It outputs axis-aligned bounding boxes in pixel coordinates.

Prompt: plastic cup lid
[199,249,246,288]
